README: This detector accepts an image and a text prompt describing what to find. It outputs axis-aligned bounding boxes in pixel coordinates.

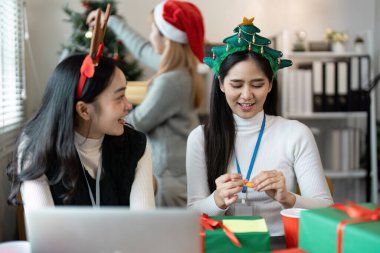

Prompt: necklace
[235,113,266,193]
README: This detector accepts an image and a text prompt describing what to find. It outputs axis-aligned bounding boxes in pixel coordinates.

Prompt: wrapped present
[299,202,380,253]
[201,214,270,253]
[272,249,307,253]
[124,81,148,105]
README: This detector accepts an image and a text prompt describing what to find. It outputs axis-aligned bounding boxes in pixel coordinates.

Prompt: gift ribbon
[331,202,380,253]
[76,42,105,99]
[200,214,241,250]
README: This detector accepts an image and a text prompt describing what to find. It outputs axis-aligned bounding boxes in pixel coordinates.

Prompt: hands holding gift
[250,170,296,208]
[213,170,296,209]
[213,173,247,209]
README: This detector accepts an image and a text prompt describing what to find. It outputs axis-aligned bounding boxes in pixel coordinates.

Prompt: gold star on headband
[240,17,254,26]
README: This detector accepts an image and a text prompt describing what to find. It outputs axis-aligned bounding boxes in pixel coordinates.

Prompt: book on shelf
[313,127,361,171]
[348,56,370,111]
[286,68,312,114]
[337,61,348,111]
[303,70,313,114]
[359,56,371,110]
[324,61,336,111]
[289,55,371,114]
[348,57,360,111]
[320,128,341,171]
[312,61,323,112]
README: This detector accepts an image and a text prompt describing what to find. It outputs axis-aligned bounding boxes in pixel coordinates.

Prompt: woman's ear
[75,101,91,121]
[218,76,225,93]
[268,77,274,93]
[268,81,273,93]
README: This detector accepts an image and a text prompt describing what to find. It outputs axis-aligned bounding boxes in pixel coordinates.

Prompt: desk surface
[271,236,287,250]
[1,236,287,252]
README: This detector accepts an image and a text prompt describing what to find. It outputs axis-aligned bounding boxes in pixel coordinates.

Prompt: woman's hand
[213,173,247,209]
[86,10,106,28]
[252,170,296,208]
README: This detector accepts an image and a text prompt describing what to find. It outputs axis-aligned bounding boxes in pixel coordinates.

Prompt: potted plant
[292,30,307,52]
[354,36,365,53]
[324,28,348,53]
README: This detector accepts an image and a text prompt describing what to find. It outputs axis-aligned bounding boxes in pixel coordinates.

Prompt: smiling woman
[7,6,155,209]
[186,17,333,236]
[6,54,155,210]
[8,55,154,209]
[75,67,131,139]
[219,53,273,119]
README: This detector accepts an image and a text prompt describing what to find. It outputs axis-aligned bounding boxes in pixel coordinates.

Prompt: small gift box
[299,202,380,253]
[201,214,270,253]
[124,81,148,105]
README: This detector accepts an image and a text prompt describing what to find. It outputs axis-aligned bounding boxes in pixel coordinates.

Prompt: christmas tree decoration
[204,17,292,77]
[84,27,93,39]
[62,0,142,81]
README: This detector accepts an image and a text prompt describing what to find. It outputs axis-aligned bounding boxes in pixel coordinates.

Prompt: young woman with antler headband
[87,0,205,207]
[7,5,155,209]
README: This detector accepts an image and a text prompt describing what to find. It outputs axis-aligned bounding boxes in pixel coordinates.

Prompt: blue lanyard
[235,113,266,193]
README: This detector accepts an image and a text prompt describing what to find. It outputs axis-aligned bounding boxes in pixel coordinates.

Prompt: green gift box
[203,216,270,253]
[299,203,380,253]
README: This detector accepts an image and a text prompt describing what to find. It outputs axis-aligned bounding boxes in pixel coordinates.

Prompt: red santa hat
[154,0,205,62]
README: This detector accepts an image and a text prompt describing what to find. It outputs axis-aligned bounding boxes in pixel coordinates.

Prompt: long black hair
[7,54,117,205]
[204,50,277,192]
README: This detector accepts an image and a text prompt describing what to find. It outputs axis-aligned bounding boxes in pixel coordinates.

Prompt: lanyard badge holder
[233,185,253,216]
[233,114,266,216]
[241,191,248,205]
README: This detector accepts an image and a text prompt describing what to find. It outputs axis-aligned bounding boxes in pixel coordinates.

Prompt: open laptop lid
[25,207,201,253]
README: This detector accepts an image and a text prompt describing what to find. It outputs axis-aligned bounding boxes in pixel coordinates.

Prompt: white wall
[24,0,379,117]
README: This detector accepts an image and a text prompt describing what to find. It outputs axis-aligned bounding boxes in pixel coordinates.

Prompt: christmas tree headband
[204,17,292,77]
[76,4,111,100]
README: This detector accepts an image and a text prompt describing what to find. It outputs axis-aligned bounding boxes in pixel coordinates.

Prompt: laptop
[25,207,201,253]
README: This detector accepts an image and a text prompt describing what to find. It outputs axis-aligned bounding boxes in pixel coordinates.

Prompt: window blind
[0,0,25,158]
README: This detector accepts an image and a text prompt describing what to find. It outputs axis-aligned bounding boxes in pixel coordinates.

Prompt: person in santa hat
[87,0,205,207]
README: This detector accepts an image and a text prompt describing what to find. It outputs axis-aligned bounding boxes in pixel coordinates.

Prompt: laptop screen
[25,207,201,253]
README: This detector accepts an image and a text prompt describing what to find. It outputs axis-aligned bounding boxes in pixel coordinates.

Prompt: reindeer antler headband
[76,4,111,100]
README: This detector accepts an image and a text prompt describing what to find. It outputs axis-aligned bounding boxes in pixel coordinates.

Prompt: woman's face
[220,58,272,119]
[87,67,132,138]
[149,22,165,54]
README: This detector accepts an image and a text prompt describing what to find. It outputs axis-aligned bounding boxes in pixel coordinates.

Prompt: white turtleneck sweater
[186,111,333,236]
[20,132,155,210]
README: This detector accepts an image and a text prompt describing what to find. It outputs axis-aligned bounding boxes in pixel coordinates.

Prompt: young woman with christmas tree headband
[87,0,205,207]
[7,5,155,209]
[186,17,333,236]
